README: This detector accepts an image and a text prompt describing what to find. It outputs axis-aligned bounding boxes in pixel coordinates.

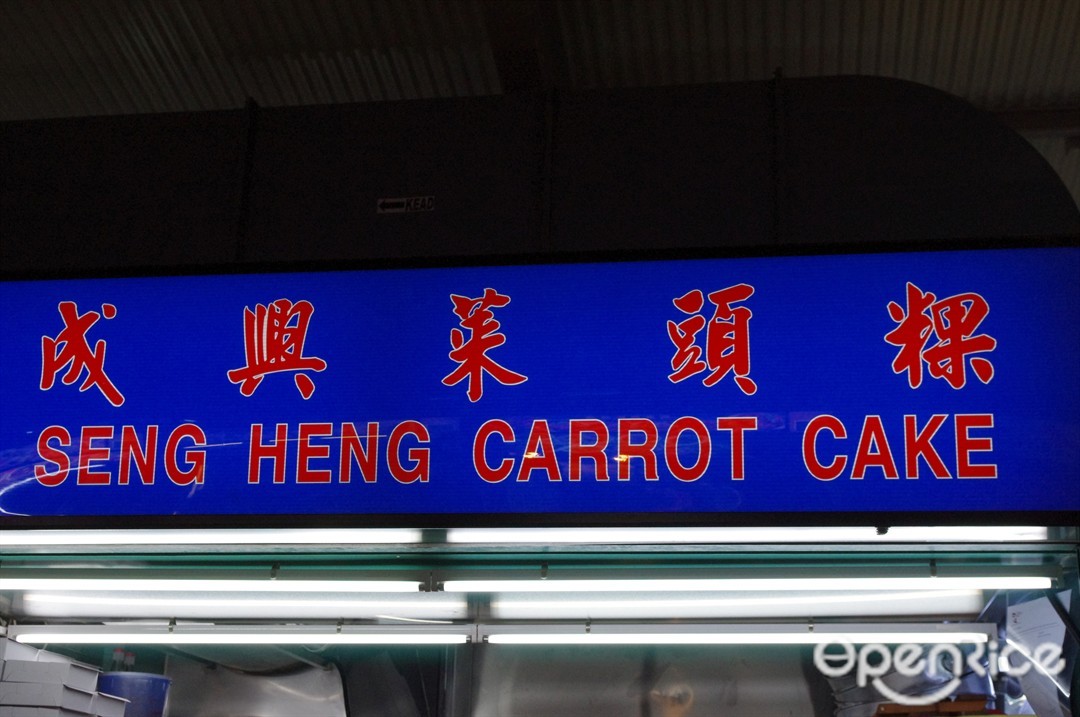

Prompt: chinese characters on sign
[442,288,528,402]
[38,282,1001,408]
[667,284,758,395]
[885,282,996,389]
[40,301,125,407]
[227,298,327,399]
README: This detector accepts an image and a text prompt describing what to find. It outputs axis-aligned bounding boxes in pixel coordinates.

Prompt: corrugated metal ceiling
[1,0,1077,208]
[555,0,1078,105]
[0,0,501,114]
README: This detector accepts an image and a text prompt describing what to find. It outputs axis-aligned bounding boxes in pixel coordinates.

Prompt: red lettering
[716,416,757,480]
[297,422,333,483]
[35,425,71,487]
[518,420,562,482]
[165,424,206,486]
[474,419,515,483]
[956,414,996,479]
[803,415,847,481]
[340,422,379,484]
[248,423,288,484]
[665,417,710,482]
[388,420,430,484]
[119,425,157,485]
[617,419,658,481]
[77,426,113,485]
[904,414,951,479]
[851,416,899,479]
[569,419,610,481]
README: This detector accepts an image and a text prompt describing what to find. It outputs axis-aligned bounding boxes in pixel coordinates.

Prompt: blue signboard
[1,246,1078,526]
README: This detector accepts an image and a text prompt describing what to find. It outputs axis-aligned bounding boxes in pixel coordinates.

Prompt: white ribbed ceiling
[1,0,1077,208]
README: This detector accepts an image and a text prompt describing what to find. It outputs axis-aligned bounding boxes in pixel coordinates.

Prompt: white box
[0,682,94,713]
[28,653,74,667]
[1,661,99,693]
[90,693,126,717]
[0,639,38,663]
[0,707,88,717]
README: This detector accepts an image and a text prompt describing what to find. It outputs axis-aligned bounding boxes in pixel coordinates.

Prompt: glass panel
[1,539,1075,715]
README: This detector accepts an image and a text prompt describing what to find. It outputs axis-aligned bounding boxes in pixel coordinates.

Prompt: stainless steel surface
[164,652,346,717]
[471,644,821,716]
[827,643,994,717]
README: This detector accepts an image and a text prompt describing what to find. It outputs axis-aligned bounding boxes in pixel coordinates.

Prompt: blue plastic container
[98,672,171,717]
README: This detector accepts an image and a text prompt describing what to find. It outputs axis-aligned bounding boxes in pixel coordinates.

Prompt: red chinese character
[667,290,708,382]
[667,284,757,395]
[442,288,527,402]
[885,282,996,389]
[885,283,936,388]
[40,301,125,407]
[227,299,327,399]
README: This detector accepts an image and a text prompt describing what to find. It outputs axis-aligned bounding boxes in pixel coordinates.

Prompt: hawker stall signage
[2,246,1077,524]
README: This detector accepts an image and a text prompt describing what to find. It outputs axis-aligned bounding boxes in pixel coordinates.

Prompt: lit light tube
[446,526,1049,544]
[0,528,423,548]
[444,576,1052,593]
[481,623,993,646]
[11,625,468,646]
[0,526,1050,550]
[484,632,990,645]
[1,579,422,593]
[491,589,985,620]
[19,592,468,621]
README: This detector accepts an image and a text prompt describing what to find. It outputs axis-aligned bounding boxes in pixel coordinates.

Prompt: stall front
[2,243,1078,716]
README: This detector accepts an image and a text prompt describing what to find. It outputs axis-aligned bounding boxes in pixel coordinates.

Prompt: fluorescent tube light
[872,526,1048,542]
[11,625,468,645]
[17,632,468,645]
[482,623,992,645]
[446,526,1049,544]
[2,579,421,593]
[484,632,989,645]
[491,589,985,620]
[0,528,423,548]
[0,526,1050,551]
[19,592,468,621]
[444,576,1052,593]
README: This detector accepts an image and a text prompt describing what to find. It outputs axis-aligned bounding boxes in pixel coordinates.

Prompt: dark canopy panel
[2,76,1077,273]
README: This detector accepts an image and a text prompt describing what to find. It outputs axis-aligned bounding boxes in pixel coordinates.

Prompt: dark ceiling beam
[479,0,566,92]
